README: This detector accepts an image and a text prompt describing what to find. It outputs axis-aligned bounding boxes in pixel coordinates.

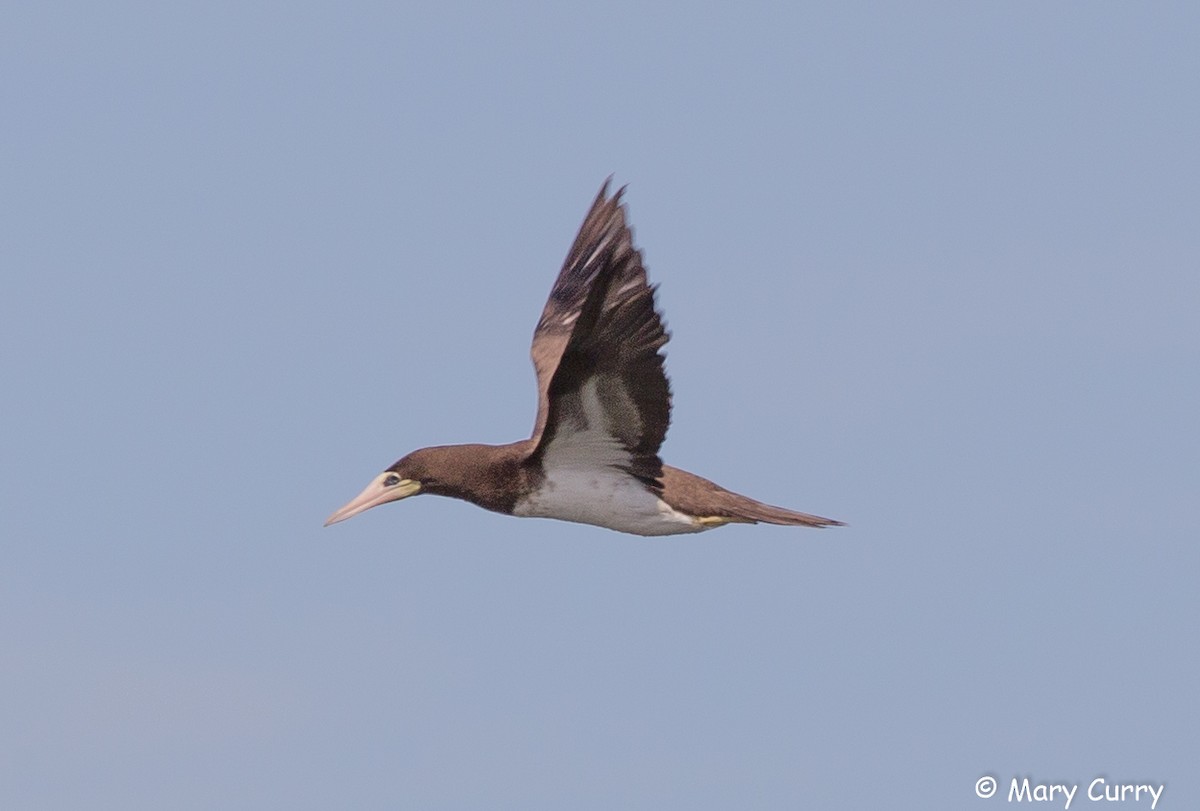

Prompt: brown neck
[404,441,536,514]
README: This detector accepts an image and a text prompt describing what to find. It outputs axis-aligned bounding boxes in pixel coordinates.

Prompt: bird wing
[527,180,670,486]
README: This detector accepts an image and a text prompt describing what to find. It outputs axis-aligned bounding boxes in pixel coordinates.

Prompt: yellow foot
[694,515,752,528]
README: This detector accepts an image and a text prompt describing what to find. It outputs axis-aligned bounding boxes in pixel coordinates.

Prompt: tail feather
[660,465,844,529]
[723,497,843,528]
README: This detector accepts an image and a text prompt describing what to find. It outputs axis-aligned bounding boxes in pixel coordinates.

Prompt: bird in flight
[326,181,842,535]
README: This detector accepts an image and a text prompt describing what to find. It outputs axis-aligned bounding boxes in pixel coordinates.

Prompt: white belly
[513,467,707,536]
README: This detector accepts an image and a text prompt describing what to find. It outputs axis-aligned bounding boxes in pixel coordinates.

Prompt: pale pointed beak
[324,475,422,526]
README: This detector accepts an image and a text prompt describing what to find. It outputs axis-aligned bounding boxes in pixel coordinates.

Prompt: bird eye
[383,474,401,487]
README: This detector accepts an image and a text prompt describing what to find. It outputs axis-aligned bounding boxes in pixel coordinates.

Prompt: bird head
[324,454,426,526]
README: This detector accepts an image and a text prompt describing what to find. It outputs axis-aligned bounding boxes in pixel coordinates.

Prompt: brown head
[324,443,529,526]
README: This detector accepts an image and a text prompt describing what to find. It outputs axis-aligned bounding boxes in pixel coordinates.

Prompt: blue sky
[3,3,1197,809]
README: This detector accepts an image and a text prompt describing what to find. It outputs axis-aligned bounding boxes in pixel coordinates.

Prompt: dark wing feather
[527,180,670,484]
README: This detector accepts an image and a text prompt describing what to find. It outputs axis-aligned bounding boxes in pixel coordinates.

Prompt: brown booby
[326,181,842,535]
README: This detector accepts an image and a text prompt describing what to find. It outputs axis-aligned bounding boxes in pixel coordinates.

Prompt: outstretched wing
[527,180,670,486]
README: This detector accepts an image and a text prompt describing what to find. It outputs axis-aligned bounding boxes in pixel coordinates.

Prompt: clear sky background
[3,3,1197,809]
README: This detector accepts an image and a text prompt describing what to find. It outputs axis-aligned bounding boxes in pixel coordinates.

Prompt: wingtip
[596,175,628,205]
[597,175,613,200]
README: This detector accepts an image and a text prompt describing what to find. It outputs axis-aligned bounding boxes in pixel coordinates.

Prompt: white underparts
[514,466,706,536]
